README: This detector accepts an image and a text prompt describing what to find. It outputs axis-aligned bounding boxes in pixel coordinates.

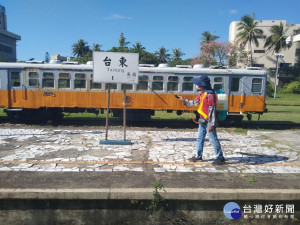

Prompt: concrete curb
[0,188,299,200]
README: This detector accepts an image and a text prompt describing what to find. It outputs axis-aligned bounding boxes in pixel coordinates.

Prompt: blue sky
[2,0,300,61]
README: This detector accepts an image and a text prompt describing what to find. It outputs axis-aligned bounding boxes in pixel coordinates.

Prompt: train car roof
[0,62,267,76]
[0,62,92,70]
[138,66,267,75]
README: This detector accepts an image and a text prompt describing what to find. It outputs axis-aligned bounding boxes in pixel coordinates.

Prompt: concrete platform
[0,127,299,224]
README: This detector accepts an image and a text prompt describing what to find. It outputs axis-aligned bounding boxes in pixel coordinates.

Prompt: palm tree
[132,42,145,53]
[72,39,90,57]
[200,31,219,43]
[172,48,185,61]
[92,43,102,52]
[264,22,293,53]
[155,46,170,63]
[119,33,130,49]
[236,13,263,66]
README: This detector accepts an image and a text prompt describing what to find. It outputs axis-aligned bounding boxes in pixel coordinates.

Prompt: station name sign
[93,52,139,84]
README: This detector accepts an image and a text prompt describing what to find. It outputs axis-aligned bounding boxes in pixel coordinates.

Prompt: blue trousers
[196,123,224,159]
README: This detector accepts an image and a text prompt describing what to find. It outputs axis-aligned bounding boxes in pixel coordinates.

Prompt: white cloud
[230,9,238,14]
[104,14,133,20]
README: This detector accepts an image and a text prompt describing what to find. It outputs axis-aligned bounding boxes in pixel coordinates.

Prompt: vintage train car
[0,61,267,122]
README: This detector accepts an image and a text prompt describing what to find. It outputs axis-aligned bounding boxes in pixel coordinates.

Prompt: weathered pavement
[0,127,299,196]
[0,126,299,224]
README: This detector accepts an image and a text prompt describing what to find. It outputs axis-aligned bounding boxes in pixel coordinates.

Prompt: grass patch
[152,110,191,121]
[0,108,6,117]
[233,128,248,133]
[245,177,258,184]
[266,93,300,106]
[241,174,258,184]
[243,93,300,123]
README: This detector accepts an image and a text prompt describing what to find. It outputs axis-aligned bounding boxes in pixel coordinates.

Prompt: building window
[231,78,240,92]
[182,76,193,91]
[280,63,292,68]
[137,75,148,91]
[167,76,178,91]
[28,72,38,87]
[254,50,265,53]
[152,76,163,91]
[0,43,13,54]
[42,72,54,88]
[295,49,300,56]
[74,73,86,89]
[252,64,264,68]
[11,72,20,87]
[58,72,70,89]
[213,77,223,91]
[251,78,262,93]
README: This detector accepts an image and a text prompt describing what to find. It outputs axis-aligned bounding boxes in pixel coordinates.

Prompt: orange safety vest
[197,92,208,119]
[197,92,218,120]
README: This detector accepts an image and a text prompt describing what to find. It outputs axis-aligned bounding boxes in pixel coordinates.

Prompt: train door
[7,69,23,108]
[228,76,245,113]
[0,69,8,107]
[26,69,40,108]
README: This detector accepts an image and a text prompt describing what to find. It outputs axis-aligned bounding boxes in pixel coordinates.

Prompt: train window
[90,74,102,89]
[182,77,193,91]
[42,72,54,88]
[167,76,178,91]
[152,76,163,91]
[213,77,223,91]
[74,73,86,89]
[28,72,38,87]
[105,83,117,90]
[231,78,240,92]
[214,77,222,82]
[137,75,148,91]
[121,84,133,90]
[58,73,70,89]
[90,81,102,89]
[11,72,20,87]
[251,78,263,93]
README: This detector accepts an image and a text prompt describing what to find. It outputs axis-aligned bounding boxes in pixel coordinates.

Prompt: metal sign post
[105,84,111,141]
[93,52,138,145]
[123,87,127,141]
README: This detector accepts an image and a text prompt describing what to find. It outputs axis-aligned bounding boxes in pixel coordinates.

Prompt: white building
[229,20,300,71]
[0,5,21,62]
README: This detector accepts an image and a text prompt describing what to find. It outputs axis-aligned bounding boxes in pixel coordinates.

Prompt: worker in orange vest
[178,75,225,165]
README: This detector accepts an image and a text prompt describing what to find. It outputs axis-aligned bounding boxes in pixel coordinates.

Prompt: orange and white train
[0,61,267,122]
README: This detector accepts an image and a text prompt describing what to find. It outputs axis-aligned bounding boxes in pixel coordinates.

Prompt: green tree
[132,42,145,53]
[72,39,90,57]
[172,48,185,61]
[169,58,192,67]
[72,51,92,64]
[236,13,263,66]
[155,46,170,63]
[264,22,293,53]
[139,51,160,65]
[200,31,219,43]
[92,43,102,52]
[227,41,248,68]
[119,32,130,49]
